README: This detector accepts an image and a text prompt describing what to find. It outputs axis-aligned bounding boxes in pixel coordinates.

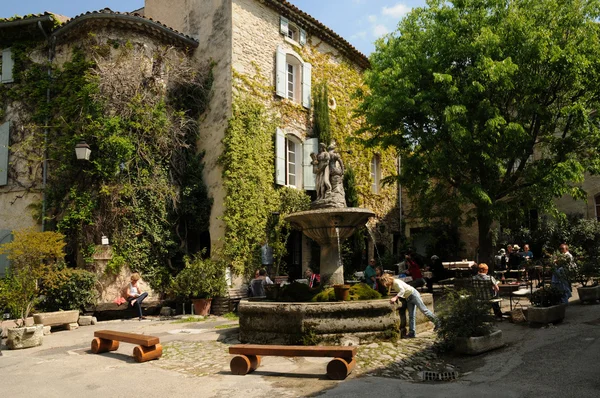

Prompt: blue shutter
[302,62,312,109]
[275,46,286,98]
[280,16,289,36]
[1,48,14,83]
[300,29,307,46]
[275,128,286,185]
[303,138,318,191]
[0,121,9,186]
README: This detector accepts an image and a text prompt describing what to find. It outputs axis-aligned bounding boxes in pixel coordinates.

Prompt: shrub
[349,283,382,300]
[39,266,97,312]
[170,253,227,299]
[529,286,564,307]
[279,282,314,302]
[311,287,335,302]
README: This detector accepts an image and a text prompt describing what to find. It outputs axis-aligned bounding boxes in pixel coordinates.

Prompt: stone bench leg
[327,357,356,380]
[133,344,163,363]
[230,354,261,375]
[91,337,119,354]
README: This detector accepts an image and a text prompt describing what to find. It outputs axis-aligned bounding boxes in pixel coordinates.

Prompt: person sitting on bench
[127,272,148,320]
[473,263,503,319]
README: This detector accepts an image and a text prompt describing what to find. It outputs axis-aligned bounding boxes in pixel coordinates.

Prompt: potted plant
[527,285,566,325]
[436,290,503,355]
[0,229,66,349]
[574,258,600,304]
[170,253,227,316]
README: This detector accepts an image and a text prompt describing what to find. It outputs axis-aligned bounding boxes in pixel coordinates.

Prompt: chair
[471,279,503,317]
[250,278,266,298]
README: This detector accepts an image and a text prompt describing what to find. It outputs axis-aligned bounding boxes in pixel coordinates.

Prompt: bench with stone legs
[91,330,162,363]
[228,344,357,380]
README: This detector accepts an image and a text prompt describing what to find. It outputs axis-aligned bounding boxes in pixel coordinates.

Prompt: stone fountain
[286,143,375,285]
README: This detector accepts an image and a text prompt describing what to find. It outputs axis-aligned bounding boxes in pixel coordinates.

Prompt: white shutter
[0,121,10,186]
[280,16,289,36]
[300,29,307,46]
[2,48,14,83]
[302,62,312,109]
[275,46,286,98]
[275,128,286,185]
[303,138,318,191]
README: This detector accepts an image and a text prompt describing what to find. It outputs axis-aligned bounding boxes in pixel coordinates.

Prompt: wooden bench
[91,330,162,363]
[228,344,357,380]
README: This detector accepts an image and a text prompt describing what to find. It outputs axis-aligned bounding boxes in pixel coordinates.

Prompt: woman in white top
[127,272,148,320]
[380,273,439,338]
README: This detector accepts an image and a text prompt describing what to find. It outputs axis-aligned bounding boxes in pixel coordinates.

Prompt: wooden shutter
[275,128,286,185]
[2,48,14,83]
[0,121,9,186]
[302,62,312,109]
[275,46,286,98]
[300,29,307,46]
[280,16,289,36]
[303,138,318,191]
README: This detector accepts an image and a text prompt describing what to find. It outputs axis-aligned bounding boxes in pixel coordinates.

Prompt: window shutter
[275,128,286,185]
[1,48,14,83]
[300,29,307,46]
[302,62,312,109]
[275,46,286,98]
[0,230,12,277]
[0,121,9,186]
[303,138,318,191]
[280,16,289,36]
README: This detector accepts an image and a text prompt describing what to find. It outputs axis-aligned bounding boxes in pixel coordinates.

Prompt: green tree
[357,0,600,264]
[313,83,331,146]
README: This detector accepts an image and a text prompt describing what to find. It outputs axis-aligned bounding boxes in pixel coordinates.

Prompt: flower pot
[454,329,504,355]
[527,303,567,325]
[333,284,351,301]
[577,285,600,304]
[192,298,212,316]
[6,324,44,350]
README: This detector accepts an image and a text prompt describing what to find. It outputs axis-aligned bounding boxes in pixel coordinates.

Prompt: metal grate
[419,371,459,382]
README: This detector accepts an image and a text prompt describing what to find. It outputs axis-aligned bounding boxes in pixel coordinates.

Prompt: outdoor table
[442,261,476,269]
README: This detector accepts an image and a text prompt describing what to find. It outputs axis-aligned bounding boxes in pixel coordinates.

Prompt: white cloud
[373,24,389,37]
[351,31,368,40]
[382,3,411,18]
[368,15,377,23]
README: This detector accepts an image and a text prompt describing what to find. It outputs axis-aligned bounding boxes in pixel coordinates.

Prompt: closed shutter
[275,46,286,98]
[280,16,289,36]
[299,29,307,46]
[0,121,9,186]
[275,127,286,185]
[302,62,312,109]
[303,138,318,191]
[0,230,12,277]
[1,48,14,83]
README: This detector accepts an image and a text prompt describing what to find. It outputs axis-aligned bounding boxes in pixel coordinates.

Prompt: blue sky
[0,1,428,55]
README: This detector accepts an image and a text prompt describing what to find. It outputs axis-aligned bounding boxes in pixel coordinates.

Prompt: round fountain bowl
[285,207,375,246]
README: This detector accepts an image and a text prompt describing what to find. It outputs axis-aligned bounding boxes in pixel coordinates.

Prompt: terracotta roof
[263,0,370,69]
[52,8,198,48]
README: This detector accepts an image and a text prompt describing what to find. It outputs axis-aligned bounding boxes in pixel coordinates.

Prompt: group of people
[495,243,534,271]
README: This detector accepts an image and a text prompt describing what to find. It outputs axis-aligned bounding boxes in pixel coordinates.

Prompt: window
[0,121,10,186]
[371,154,381,193]
[286,137,298,187]
[280,16,306,46]
[1,48,14,84]
[596,194,600,221]
[275,46,312,108]
[275,128,318,189]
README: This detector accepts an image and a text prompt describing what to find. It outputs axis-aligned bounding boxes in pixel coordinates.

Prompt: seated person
[374,266,388,295]
[305,267,321,288]
[364,258,377,289]
[248,269,272,297]
[404,251,425,289]
[472,263,503,319]
[425,255,446,293]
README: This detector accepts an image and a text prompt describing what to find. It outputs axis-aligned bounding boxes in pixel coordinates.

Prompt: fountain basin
[238,295,435,345]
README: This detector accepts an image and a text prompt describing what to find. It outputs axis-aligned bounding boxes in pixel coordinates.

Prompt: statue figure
[311,143,331,200]
[310,142,346,209]
[328,143,345,197]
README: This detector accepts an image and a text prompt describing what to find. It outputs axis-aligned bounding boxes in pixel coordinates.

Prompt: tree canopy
[357,0,600,263]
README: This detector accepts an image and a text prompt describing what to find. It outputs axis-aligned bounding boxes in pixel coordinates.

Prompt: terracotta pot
[192,298,212,316]
[333,284,351,301]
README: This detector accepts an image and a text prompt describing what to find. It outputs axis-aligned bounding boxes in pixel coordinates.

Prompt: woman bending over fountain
[380,273,439,338]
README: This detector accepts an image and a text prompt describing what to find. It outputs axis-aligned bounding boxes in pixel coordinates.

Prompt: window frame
[371,154,381,194]
[285,135,301,188]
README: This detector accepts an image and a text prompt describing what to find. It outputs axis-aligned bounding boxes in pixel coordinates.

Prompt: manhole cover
[419,370,459,381]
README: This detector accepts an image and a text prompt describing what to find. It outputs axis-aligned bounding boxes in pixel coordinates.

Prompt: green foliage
[530,286,564,307]
[170,253,227,299]
[357,0,600,264]
[38,266,97,312]
[312,83,331,146]
[222,312,239,320]
[311,287,335,302]
[436,290,496,350]
[171,316,206,324]
[0,229,66,324]
[349,283,382,300]
[278,282,314,302]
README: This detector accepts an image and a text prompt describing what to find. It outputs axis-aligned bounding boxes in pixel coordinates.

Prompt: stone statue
[310,142,346,209]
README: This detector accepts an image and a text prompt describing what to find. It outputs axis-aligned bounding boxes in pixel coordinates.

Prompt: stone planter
[6,324,44,349]
[455,329,504,355]
[527,303,567,325]
[33,310,80,327]
[577,285,600,304]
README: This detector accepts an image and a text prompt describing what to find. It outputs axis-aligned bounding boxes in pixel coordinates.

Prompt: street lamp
[75,140,91,161]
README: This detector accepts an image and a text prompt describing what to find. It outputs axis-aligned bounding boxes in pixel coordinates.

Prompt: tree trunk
[477,210,494,269]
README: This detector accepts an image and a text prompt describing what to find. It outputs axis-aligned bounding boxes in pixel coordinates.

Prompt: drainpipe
[37,21,54,232]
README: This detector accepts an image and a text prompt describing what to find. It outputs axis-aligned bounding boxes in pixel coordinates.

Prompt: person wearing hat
[495,248,506,270]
